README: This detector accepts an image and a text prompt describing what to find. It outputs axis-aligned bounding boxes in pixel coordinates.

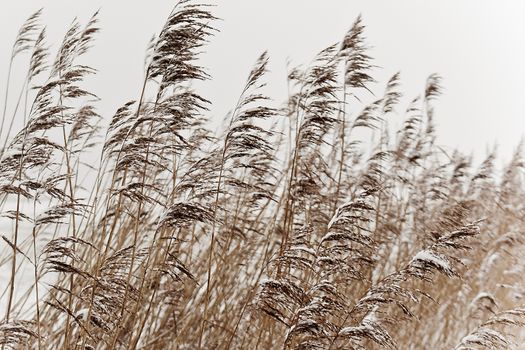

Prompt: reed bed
[0,2,524,349]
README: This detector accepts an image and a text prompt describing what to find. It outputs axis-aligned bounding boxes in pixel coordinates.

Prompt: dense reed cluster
[1,2,525,349]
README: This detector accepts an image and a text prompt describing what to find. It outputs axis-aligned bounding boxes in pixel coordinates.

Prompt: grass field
[1,1,524,349]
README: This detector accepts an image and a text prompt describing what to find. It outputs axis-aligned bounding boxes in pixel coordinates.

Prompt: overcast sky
[1,1,524,164]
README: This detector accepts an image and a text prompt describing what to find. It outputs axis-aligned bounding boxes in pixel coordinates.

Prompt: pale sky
[1,1,524,164]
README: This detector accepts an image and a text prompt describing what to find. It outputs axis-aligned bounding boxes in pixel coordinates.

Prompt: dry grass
[1,2,525,349]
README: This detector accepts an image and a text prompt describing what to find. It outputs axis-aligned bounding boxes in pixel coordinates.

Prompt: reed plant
[1,2,524,349]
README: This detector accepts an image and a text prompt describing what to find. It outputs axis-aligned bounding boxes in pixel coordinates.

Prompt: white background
[0,1,524,164]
